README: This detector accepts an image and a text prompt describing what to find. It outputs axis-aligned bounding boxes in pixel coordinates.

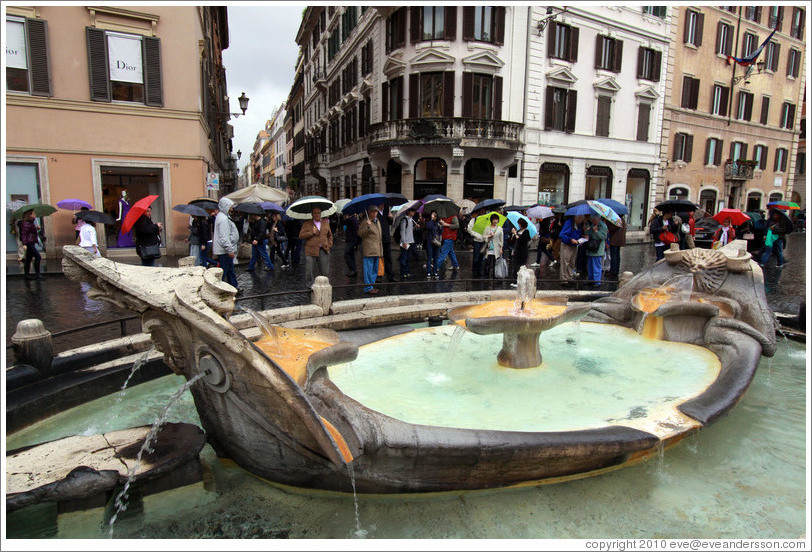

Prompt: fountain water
[235,306,281,355]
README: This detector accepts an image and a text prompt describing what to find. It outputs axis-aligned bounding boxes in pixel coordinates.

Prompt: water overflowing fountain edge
[40,244,777,494]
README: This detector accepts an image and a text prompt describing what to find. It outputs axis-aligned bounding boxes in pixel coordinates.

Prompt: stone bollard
[11,319,53,377]
[618,271,634,289]
[311,276,332,315]
[177,255,196,267]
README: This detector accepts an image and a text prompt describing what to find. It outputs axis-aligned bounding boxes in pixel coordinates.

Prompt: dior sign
[107,33,143,84]
[6,19,27,70]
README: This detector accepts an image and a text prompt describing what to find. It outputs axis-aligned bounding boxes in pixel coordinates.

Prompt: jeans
[609,245,621,276]
[536,240,554,263]
[23,244,42,275]
[344,240,358,274]
[304,250,329,286]
[290,238,302,265]
[472,241,485,276]
[425,241,440,276]
[587,255,603,284]
[761,238,784,266]
[194,245,209,267]
[218,254,238,289]
[399,244,413,276]
[435,239,459,271]
[248,239,274,270]
[363,256,379,292]
[654,244,666,261]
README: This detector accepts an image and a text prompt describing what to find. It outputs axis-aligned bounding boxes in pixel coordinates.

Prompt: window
[596,96,611,137]
[716,21,733,56]
[422,6,445,40]
[544,86,577,132]
[774,148,787,172]
[673,133,693,162]
[641,7,666,18]
[636,102,651,141]
[787,49,801,79]
[361,40,374,76]
[795,150,805,175]
[6,16,51,96]
[741,33,758,58]
[386,8,406,53]
[595,35,623,72]
[769,192,783,204]
[710,84,730,116]
[705,138,723,166]
[681,76,700,110]
[753,145,768,170]
[327,31,340,62]
[765,42,780,73]
[86,28,162,106]
[411,6,456,42]
[760,96,770,125]
[382,76,403,121]
[767,6,783,31]
[462,73,503,119]
[744,6,761,24]
[637,47,661,81]
[730,141,747,162]
[736,91,754,121]
[790,8,805,39]
[462,6,505,45]
[548,21,579,62]
[415,72,444,117]
[341,7,357,41]
[780,102,796,130]
[683,9,704,47]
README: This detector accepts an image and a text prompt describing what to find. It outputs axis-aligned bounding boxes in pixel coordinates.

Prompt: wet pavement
[5,234,807,354]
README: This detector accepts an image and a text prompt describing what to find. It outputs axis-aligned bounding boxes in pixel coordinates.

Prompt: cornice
[6,95,200,121]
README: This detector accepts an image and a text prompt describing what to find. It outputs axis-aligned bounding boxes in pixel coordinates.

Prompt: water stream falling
[346,463,367,538]
[103,346,156,432]
[446,325,467,362]
[236,306,281,355]
[656,274,694,302]
[106,371,207,538]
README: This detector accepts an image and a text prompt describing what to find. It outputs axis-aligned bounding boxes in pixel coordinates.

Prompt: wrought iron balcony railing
[367,118,524,150]
[724,161,756,180]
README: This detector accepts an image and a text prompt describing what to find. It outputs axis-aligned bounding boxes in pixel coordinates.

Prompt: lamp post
[215,92,250,118]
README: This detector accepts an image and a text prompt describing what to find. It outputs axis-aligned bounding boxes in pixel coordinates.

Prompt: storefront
[625,168,650,230]
[413,158,447,198]
[585,166,612,200]
[538,162,569,206]
[463,158,494,202]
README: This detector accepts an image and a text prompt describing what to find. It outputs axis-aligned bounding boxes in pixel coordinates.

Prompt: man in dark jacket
[760,209,793,267]
[134,206,163,267]
[649,211,677,261]
[606,216,626,278]
[342,213,360,277]
[246,213,273,271]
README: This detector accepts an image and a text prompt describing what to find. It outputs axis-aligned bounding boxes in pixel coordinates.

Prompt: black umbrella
[656,199,697,213]
[423,199,460,219]
[384,192,408,206]
[767,208,794,235]
[472,198,505,212]
[503,205,531,212]
[234,202,266,215]
[75,209,116,225]
[189,197,219,210]
[173,204,210,217]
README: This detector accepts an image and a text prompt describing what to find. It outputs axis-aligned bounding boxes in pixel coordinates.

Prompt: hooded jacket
[213,197,239,255]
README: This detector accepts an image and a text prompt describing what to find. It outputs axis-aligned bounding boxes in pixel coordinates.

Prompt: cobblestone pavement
[5,234,806,353]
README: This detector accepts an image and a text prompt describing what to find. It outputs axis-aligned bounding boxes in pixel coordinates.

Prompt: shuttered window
[780,102,796,130]
[680,76,700,109]
[673,133,693,162]
[86,27,162,106]
[787,49,801,79]
[410,6,455,42]
[637,47,661,81]
[462,73,500,119]
[710,85,729,116]
[705,138,723,166]
[596,95,611,137]
[544,86,576,132]
[730,141,747,162]
[385,8,406,53]
[753,145,768,170]
[6,16,53,96]
[736,91,754,121]
[462,7,505,45]
[715,21,733,56]
[595,36,622,72]
[765,42,780,73]
[790,7,804,39]
[774,148,787,172]
[760,96,770,125]
[548,21,578,62]
[636,103,651,142]
[683,9,703,46]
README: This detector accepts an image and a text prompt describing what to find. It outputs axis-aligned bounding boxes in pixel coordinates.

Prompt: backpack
[392,222,401,244]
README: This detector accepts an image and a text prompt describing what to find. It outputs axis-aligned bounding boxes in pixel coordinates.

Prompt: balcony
[724,161,756,181]
[367,118,524,152]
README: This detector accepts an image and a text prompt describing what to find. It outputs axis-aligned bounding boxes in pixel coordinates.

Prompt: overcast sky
[222,5,303,176]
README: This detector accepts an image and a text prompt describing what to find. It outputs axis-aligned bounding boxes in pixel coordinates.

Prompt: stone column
[311,276,332,315]
[11,319,53,377]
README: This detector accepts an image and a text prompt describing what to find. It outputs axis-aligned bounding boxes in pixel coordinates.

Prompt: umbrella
[342,193,387,216]
[472,211,507,235]
[472,198,505,213]
[458,199,477,215]
[234,202,266,215]
[766,208,794,235]
[744,211,765,224]
[503,205,529,212]
[422,193,452,202]
[7,199,28,212]
[173,204,209,217]
[505,211,538,238]
[552,205,567,214]
[586,200,623,226]
[766,200,800,210]
[656,199,697,213]
[392,199,422,227]
[335,198,352,214]
[224,184,287,204]
[525,205,554,220]
[12,203,57,219]
[260,201,285,213]
[711,208,751,226]
[75,209,116,225]
[121,195,159,234]
[564,202,594,217]
[189,197,219,210]
[596,198,628,216]
[57,199,93,212]
[285,196,337,220]
[423,198,460,219]
[384,192,408,206]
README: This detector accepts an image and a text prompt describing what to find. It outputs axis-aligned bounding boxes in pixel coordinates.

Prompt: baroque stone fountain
[46,241,775,494]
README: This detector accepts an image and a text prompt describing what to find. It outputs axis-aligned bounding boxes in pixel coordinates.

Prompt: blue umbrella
[505,211,538,238]
[422,193,452,202]
[596,198,628,216]
[564,203,595,217]
[342,193,387,216]
[472,198,505,213]
[260,201,285,212]
[587,200,623,226]
[173,204,209,217]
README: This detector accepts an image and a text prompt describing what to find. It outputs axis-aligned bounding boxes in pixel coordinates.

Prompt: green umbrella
[12,203,57,219]
[472,211,507,235]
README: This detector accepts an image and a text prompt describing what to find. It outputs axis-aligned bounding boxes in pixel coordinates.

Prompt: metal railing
[724,161,755,180]
[367,118,525,149]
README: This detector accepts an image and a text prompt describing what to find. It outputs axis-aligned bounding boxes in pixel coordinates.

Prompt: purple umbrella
[57,199,93,212]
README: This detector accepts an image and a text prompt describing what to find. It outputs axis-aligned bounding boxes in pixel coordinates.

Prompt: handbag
[659,230,677,245]
[586,235,601,253]
[479,242,487,254]
[764,229,776,247]
[432,236,442,247]
[377,257,385,276]
[494,257,508,279]
[140,243,162,259]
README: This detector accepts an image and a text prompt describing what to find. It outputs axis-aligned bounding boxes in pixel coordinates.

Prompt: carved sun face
[675,249,729,294]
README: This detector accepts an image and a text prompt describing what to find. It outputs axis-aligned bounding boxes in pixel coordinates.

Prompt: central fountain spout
[448,267,592,368]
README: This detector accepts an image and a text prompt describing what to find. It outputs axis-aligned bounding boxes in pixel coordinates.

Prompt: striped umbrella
[285,196,337,220]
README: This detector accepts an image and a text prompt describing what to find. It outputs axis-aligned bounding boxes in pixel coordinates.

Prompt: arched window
[745,191,762,212]
[668,186,690,201]
[414,158,447,198]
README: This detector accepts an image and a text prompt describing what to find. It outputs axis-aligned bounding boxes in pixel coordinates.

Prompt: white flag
[107,33,143,84]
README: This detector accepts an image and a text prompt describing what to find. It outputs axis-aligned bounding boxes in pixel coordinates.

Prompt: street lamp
[237,149,242,160]
[215,92,250,118]
[537,7,568,35]
[733,60,766,86]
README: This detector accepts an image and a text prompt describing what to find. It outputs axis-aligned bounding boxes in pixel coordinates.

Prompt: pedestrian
[711,217,736,249]
[435,213,461,273]
[606,215,626,278]
[269,212,289,268]
[532,217,555,267]
[549,213,563,267]
[760,209,792,267]
[398,207,416,278]
[510,217,531,281]
[185,216,200,259]
[246,213,274,271]
[78,219,101,257]
[357,205,383,294]
[134,205,163,267]
[559,214,585,285]
[482,213,504,279]
[425,211,442,279]
[584,214,608,287]
[285,217,303,265]
[73,206,89,243]
[195,214,212,267]
[212,197,240,290]
[342,213,359,277]
[649,211,677,261]
[379,203,395,282]
[299,206,333,286]
[685,211,697,249]
[19,209,45,280]
[467,209,486,277]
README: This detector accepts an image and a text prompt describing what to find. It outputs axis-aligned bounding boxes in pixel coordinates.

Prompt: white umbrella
[224,184,287,204]
[285,195,337,220]
[392,199,422,227]
[457,199,477,215]
[335,198,352,214]
[526,205,554,220]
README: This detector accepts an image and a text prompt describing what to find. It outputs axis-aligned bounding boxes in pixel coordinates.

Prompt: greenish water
[5,338,807,540]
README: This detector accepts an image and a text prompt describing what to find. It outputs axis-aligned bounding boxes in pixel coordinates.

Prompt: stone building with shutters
[294,6,525,203]
[5,6,236,258]
[661,6,806,216]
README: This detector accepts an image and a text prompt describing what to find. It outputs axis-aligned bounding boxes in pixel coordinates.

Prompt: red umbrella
[711,208,750,226]
[121,195,159,234]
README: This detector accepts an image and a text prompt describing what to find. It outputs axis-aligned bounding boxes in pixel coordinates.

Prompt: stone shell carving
[674,248,728,294]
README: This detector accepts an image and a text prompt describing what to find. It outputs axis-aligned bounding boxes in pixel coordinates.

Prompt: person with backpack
[435,213,461,274]
[397,207,416,279]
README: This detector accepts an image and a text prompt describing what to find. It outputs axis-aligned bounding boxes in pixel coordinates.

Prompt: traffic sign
[206,172,220,191]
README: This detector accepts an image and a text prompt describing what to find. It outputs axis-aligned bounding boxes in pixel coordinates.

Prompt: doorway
[101,166,164,249]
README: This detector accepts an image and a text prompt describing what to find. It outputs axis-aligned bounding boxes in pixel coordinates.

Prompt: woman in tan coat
[357,205,383,294]
[299,207,333,286]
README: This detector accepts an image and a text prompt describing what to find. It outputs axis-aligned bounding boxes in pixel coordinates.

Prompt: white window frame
[685,10,699,46]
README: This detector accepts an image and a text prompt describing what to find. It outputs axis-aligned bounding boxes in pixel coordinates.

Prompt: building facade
[661,6,806,216]
[269,102,287,188]
[5,5,236,257]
